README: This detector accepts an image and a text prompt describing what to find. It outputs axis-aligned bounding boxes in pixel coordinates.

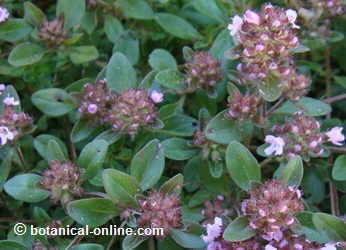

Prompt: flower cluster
[201,196,230,224]
[41,160,84,204]
[225,92,260,121]
[202,217,262,250]
[228,4,310,100]
[241,180,304,241]
[264,113,345,159]
[0,6,9,23]
[264,230,324,250]
[105,88,158,136]
[78,82,162,136]
[321,0,345,16]
[0,87,33,147]
[185,52,222,92]
[38,18,67,48]
[136,191,182,238]
[78,80,112,123]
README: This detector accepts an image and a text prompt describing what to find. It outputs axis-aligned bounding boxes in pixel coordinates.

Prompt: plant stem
[66,235,84,249]
[329,181,340,216]
[323,93,346,104]
[148,238,156,250]
[106,236,117,250]
[15,145,27,171]
[328,146,346,153]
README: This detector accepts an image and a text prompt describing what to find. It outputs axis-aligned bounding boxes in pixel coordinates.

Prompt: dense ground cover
[0,0,346,249]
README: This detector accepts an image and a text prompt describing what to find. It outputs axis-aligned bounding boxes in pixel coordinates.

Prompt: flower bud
[38,18,67,48]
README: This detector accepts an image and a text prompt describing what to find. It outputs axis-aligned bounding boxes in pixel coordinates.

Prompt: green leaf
[274,97,332,117]
[159,115,197,137]
[290,44,310,54]
[155,69,184,90]
[34,134,68,160]
[102,169,139,206]
[81,11,97,35]
[71,244,104,250]
[117,0,154,20]
[274,156,304,187]
[223,216,257,242]
[46,139,68,162]
[160,173,184,195]
[205,110,246,145]
[192,0,225,24]
[31,88,76,117]
[77,140,109,180]
[130,139,165,190]
[94,129,121,145]
[155,13,201,40]
[71,119,98,143]
[69,46,99,64]
[113,35,139,65]
[312,212,346,241]
[122,235,147,250]
[0,149,13,192]
[4,174,50,203]
[170,229,205,248]
[24,2,45,26]
[0,241,26,250]
[226,141,261,190]
[57,0,86,30]
[149,49,177,71]
[0,19,32,42]
[259,75,282,102]
[162,138,198,160]
[106,52,137,92]
[296,212,330,243]
[67,198,117,227]
[8,43,45,67]
[332,155,346,181]
[209,29,234,62]
[104,15,124,43]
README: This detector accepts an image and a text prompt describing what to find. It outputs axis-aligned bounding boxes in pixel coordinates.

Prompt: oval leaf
[332,155,346,181]
[4,174,50,203]
[274,156,304,187]
[226,141,261,190]
[9,43,45,67]
[67,198,117,227]
[130,139,165,191]
[106,52,137,92]
[223,216,257,242]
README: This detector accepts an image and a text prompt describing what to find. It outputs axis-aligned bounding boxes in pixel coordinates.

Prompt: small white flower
[3,96,19,106]
[150,90,164,103]
[320,243,337,250]
[0,126,15,146]
[228,15,243,36]
[326,126,345,146]
[265,244,277,250]
[0,6,9,23]
[286,9,300,29]
[202,217,223,243]
[264,135,285,156]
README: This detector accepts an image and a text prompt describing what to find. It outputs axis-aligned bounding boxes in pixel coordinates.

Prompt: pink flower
[202,217,223,243]
[228,15,243,36]
[3,96,19,106]
[207,241,224,250]
[0,126,15,146]
[286,9,300,29]
[264,135,285,156]
[150,90,163,103]
[244,10,261,25]
[0,84,5,91]
[0,6,9,23]
[326,127,345,146]
[87,104,98,114]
